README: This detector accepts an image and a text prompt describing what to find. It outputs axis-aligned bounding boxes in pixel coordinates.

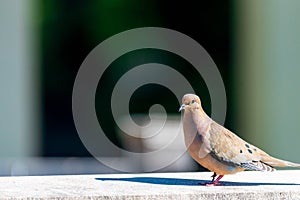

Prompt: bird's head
[179,94,201,112]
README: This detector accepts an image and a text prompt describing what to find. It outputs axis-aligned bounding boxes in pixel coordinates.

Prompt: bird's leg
[211,172,217,182]
[206,175,224,186]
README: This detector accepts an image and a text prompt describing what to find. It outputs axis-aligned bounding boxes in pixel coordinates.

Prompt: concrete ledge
[1,170,300,199]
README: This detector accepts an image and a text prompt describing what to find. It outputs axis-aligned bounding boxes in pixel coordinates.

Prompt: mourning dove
[179,94,300,186]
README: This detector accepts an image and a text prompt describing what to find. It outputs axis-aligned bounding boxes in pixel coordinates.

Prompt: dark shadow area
[96,177,300,186]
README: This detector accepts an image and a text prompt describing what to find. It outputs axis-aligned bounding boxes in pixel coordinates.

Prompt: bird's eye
[191,100,195,104]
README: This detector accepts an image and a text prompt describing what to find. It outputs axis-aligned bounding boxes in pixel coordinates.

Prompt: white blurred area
[0,157,117,176]
[118,114,198,172]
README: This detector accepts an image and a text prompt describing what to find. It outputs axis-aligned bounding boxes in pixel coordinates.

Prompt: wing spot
[245,144,250,148]
[240,150,243,153]
[248,149,253,154]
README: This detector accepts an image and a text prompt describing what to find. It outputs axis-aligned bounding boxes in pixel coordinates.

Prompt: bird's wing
[207,121,275,171]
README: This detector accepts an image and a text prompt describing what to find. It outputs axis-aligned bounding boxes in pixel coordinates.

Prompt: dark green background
[40,0,234,163]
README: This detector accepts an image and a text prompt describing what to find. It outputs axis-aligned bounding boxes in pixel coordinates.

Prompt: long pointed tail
[284,160,300,168]
[263,156,300,168]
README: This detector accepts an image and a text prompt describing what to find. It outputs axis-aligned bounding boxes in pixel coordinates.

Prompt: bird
[179,94,300,186]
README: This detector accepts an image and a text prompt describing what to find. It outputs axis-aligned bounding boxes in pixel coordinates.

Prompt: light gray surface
[1,170,300,199]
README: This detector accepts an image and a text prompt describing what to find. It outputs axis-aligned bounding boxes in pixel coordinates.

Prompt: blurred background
[0,0,300,176]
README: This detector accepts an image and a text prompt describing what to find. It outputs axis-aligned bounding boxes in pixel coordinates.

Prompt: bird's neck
[182,108,211,151]
[191,107,207,119]
[184,108,211,134]
[191,108,211,134]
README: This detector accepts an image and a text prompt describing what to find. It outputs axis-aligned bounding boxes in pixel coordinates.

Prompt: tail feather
[262,156,300,168]
[284,161,300,168]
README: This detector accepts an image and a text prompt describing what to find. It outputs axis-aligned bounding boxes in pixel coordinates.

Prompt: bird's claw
[205,182,222,186]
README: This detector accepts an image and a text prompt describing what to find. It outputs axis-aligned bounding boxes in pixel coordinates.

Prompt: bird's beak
[179,104,186,112]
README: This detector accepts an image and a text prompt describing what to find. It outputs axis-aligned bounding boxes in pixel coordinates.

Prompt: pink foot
[205,175,224,186]
[205,182,222,186]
